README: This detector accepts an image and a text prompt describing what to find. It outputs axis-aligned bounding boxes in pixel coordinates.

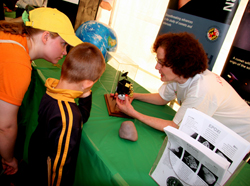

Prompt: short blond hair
[61,43,106,83]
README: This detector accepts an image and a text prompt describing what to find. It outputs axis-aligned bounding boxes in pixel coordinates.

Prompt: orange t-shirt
[0,31,31,106]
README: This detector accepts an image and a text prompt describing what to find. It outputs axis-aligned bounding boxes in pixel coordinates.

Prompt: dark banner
[157,0,239,70]
[221,1,250,106]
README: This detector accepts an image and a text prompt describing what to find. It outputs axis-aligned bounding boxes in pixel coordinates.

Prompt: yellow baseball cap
[24,7,83,47]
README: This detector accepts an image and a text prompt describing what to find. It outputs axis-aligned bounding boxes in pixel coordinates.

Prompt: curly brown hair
[152,32,208,78]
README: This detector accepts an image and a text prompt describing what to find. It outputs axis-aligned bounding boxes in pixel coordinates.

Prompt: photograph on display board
[157,0,239,70]
[221,1,250,106]
[167,0,238,24]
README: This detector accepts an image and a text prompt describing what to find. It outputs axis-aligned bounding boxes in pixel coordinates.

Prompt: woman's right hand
[2,157,18,175]
[115,94,136,117]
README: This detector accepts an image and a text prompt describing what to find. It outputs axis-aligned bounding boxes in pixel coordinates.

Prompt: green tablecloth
[18,57,250,186]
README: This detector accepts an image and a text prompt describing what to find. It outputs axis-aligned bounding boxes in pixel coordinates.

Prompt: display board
[221,0,250,106]
[157,0,239,70]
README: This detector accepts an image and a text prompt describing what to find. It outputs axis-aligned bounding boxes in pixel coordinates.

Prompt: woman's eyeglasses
[155,57,164,67]
[155,57,172,68]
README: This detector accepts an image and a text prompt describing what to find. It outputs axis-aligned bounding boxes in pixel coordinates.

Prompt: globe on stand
[76,20,118,61]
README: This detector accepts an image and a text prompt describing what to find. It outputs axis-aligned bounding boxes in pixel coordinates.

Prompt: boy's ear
[82,80,94,90]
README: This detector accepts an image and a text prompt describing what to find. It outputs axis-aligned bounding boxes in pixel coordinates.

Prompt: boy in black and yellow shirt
[28,43,106,186]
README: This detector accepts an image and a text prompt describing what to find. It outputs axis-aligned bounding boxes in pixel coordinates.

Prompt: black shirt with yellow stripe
[28,78,92,186]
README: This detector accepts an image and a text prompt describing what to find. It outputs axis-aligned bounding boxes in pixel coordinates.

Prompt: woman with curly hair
[115,32,250,142]
[0,7,82,175]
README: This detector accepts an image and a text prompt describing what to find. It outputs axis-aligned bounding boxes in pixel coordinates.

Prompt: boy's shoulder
[39,93,59,113]
[40,93,56,104]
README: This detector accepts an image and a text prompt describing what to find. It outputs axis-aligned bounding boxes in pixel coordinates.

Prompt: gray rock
[119,121,138,141]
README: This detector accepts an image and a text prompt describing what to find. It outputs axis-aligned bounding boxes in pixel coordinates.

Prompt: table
[18,57,250,186]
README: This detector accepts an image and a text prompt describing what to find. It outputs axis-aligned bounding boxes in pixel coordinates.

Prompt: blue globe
[76,20,118,60]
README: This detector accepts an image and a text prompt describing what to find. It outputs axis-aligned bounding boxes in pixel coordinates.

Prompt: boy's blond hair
[61,43,106,83]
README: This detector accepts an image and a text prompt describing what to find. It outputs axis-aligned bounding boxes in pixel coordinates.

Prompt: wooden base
[104,94,131,118]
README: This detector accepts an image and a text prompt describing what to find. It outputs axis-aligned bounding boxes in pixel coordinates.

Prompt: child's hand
[79,87,92,98]
[110,93,118,98]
